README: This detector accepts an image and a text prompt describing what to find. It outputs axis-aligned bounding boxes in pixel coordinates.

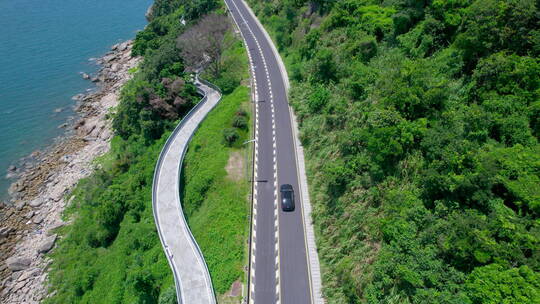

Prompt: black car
[280,184,295,212]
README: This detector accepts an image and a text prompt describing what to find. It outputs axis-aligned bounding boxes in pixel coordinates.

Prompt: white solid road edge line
[223,2,259,303]
[288,110,324,304]
[237,0,325,303]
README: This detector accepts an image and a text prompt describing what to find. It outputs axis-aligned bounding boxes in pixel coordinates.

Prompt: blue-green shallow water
[0,0,152,199]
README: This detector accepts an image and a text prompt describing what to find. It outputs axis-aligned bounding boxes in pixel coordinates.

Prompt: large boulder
[110,63,120,72]
[102,54,116,63]
[118,42,128,52]
[8,182,25,195]
[28,197,44,208]
[38,235,57,253]
[6,256,32,271]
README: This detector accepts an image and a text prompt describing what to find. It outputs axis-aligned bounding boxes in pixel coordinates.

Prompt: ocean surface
[0,0,152,199]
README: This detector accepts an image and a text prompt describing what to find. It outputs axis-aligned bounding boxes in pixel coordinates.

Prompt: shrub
[235,109,248,117]
[214,75,239,94]
[158,286,177,304]
[222,128,239,146]
[232,115,248,129]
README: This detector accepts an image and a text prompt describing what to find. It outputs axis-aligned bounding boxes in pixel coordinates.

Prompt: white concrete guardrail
[152,75,221,304]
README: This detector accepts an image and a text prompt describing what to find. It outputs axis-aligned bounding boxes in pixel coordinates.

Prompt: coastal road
[223,0,313,303]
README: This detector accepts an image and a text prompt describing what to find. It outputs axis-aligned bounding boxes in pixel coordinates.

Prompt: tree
[222,128,239,146]
[465,264,540,304]
[455,0,539,70]
[177,13,233,78]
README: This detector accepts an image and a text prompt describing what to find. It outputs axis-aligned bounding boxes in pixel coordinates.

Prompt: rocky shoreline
[0,40,141,303]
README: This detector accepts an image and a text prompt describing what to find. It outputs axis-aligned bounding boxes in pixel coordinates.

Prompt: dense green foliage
[46,135,175,304]
[247,0,540,303]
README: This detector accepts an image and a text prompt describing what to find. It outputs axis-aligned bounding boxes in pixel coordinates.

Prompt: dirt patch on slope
[225,151,244,182]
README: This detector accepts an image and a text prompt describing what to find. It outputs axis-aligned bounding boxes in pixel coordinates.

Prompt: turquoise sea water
[0,0,152,199]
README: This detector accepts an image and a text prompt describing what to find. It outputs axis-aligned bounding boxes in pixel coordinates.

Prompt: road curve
[224,0,323,303]
[152,77,220,304]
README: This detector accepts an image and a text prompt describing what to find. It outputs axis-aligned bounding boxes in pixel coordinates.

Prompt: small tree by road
[177,13,233,78]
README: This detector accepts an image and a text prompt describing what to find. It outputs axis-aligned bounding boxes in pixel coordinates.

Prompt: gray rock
[11,280,26,292]
[5,171,18,179]
[1,276,11,288]
[118,42,128,52]
[0,227,12,237]
[25,211,34,219]
[81,73,90,80]
[72,93,85,101]
[14,200,26,210]
[60,155,72,162]
[29,198,44,208]
[32,215,44,224]
[48,222,66,233]
[6,256,32,271]
[103,54,116,62]
[38,235,56,253]
[8,182,25,195]
[145,4,154,21]
[8,165,16,172]
[11,271,22,281]
[110,63,120,72]
[122,51,131,60]
[18,268,40,282]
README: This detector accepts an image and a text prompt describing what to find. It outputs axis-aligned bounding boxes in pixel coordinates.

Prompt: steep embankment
[246,0,540,303]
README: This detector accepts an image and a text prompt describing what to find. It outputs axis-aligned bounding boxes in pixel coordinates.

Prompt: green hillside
[245,0,540,303]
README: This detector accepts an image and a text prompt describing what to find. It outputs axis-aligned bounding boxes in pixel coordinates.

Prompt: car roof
[280,184,293,191]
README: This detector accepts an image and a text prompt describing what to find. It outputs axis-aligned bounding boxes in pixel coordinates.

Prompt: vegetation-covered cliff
[245,0,540,303]
[45,0,252,302]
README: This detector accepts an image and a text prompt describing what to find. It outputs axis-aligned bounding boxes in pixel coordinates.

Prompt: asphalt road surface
[224,0,312,303]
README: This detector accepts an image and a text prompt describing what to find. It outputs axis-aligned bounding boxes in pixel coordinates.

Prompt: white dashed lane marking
[225,0,281,303]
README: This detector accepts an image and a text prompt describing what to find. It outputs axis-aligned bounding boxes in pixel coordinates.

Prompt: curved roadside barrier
[152,76,221,304]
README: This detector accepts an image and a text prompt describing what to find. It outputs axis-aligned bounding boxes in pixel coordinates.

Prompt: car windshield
[282,190,292,201]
